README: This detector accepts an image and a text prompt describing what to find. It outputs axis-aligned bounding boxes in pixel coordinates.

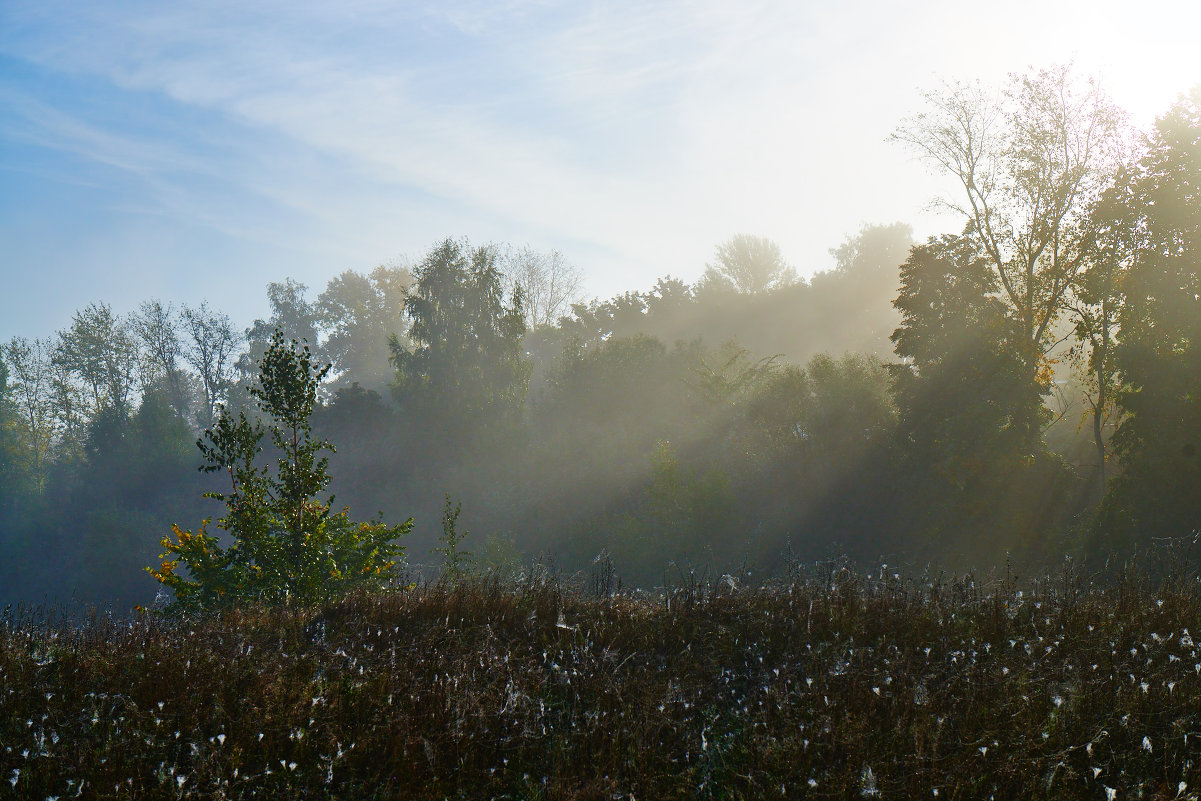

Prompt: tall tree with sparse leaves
[181,302,241,427]
[0,352,28,512]
[892,66,1127,444]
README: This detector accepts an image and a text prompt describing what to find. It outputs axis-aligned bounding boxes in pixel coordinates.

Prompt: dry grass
[3,564,1201,799]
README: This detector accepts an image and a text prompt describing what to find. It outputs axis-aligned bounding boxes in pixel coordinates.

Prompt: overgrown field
[4,566,1201,799]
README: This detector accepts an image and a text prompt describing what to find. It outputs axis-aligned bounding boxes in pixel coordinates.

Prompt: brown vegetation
[4,564,1201,799]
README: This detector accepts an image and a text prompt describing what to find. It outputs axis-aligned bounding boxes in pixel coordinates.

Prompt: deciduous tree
[181,302,241,427]
[53,302,140,414]
[238,279,320,395]
[131,300,189,417]
[315,266,412,391]
[1,337,54,485]
[1064,187,1130,494]
[391,239,529,438]
[1103,90,1201,540]
[700,234,797,295]
[891,235,1041,474]
[893,66,1127,444]
[0,353,26,509]
[500,245,584,329]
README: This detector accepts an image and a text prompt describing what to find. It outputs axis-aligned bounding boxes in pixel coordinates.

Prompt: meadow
[4,561,1201,800]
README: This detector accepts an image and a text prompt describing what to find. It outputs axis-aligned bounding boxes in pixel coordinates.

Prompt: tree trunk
[1092,355,1108,500]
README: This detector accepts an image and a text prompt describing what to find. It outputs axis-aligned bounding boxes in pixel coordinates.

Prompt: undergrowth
[3,563,1201,799]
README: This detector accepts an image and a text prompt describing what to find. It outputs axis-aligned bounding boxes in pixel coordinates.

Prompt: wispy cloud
[1,0,1200,341]
[2,1,868,268]
[0,85,201,178]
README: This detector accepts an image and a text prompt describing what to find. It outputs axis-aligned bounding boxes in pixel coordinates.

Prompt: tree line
[1,68,1198,607]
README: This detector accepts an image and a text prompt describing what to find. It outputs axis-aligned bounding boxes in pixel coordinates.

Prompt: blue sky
[2,0,1200,341]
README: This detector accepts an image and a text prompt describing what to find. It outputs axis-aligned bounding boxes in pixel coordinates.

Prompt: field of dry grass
[4,564,1201,799]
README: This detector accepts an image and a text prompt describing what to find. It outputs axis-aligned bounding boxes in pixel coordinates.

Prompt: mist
[2,134,1191,606]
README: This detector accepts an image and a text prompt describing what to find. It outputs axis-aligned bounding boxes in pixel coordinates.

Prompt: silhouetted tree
[1,337,54,487]
[236,279,320,403]
[1065,187,1131,494]
[1103,90,1201,542]
[891,236,1070,561]
[893,66,1127,444]
[53,302,140,415]
[0,353,27,513]
[892,236,1041,466]
[131,300,189,418]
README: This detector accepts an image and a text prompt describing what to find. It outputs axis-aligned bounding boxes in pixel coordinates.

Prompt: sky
[2,0,1200,342]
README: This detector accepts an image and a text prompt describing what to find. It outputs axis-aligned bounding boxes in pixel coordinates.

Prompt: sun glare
[1061,0,1201,123]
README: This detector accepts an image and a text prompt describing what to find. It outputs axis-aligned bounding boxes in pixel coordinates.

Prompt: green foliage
[391,238,529,438]
[1066,193,1128,493]
[249,279,319,351]
[528,334,710,565]
[614,441,736,571]
[52,302,140,414]
[1102,90,1201,543]
[1,337,53,489]
[890,236,1069,558]
[434,494,473,584]
[803,352,896,456]
[743,363,812,455]
[892,235,1044,466]
[130,300,188,418]
[893,67,1125,443]
[0,352,27,511]
[149,330,411,608]
[12,73,1201,602]
[689,342,783,466]
[738,350,895,463]
[232,279,320,411]
[316,266,412,391]
[548,333,681,427]
[181,301,241,427]
[690,341,779,410]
